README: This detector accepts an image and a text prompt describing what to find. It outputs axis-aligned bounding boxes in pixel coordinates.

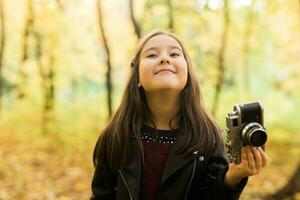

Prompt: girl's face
[138,34,188,93]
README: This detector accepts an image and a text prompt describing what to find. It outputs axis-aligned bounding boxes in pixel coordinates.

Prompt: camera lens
[242,122,267,146]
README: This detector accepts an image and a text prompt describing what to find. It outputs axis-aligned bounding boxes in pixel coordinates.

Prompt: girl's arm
[199,139,249,200]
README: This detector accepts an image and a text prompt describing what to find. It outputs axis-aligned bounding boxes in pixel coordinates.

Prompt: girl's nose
[160,57,170,65]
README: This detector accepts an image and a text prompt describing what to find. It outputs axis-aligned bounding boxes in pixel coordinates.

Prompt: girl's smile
[154,67,176,75]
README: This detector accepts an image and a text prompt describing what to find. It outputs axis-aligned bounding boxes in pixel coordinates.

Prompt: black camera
[225,101,267,164]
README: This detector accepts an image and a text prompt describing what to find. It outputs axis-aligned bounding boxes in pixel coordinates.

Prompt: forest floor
[0,126,300,200]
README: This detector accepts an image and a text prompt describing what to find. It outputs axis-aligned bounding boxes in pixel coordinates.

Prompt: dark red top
[141,125,178,200]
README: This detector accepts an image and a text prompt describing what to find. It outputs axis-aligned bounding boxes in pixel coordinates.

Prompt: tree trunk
[265,162,300,199]
[27,1,47,134]
[211,0,230,116]
[47,54,55,112]
[0,0,6,115]
[35,34,56,134]
[34,31,48,134]
[97,0,113,118]
[18,0,34,99]
[166,0,174,30]
[129,0,141,39]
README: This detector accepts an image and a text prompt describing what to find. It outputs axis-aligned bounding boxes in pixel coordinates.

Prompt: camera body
[225,101,267,164]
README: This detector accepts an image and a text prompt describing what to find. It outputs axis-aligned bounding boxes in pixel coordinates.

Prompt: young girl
[91,30,268,200]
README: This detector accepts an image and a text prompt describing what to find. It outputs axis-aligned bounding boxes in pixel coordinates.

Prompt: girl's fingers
[238,146,269,177]
[258,147,269,167]
[250,147,262,170]
[241,146,248,163]
[245,146,256,170]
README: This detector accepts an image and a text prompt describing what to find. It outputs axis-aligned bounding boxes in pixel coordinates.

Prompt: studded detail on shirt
[142,132,176,144]
[141,132,177,144]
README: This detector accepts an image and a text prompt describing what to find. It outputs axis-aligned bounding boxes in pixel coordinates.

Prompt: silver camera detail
[225,101,267,164]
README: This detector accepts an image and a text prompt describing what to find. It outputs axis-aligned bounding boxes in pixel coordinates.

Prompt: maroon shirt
[141,125,178,200]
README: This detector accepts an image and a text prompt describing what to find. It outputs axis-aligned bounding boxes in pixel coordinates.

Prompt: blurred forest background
[0,0,299,199]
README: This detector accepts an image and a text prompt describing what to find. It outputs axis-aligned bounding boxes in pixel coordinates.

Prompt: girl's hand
[224,146,269,187]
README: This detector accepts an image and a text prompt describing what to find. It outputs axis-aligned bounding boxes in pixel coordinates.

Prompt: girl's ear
[138,83,142,87]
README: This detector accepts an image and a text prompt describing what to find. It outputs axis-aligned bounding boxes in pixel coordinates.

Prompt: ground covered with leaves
[0,126,299,200]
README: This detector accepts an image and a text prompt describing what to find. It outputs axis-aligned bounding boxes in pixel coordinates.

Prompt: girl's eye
[170,52,180,57]
[147,54,157,58]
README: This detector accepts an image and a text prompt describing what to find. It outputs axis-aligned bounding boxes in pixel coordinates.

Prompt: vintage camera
[225,101,267,164]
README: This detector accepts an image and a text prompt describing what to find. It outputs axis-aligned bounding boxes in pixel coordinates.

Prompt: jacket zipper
[119,170,134,200]
[185,158,197,200]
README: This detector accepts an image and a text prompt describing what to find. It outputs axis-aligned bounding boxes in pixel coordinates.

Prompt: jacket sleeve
[90,140,118,200]
[90,163,117,200]
[205,139,248,200]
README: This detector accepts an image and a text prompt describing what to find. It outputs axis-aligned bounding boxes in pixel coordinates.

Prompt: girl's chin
[142,79,186,92]
[145,85,185,93]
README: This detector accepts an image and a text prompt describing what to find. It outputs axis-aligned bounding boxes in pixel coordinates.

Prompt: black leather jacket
[90,133,248,200]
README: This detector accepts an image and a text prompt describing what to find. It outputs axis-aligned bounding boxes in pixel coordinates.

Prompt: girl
[91,30,268,200]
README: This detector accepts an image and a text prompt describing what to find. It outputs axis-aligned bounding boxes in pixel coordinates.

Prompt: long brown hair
[93,30,221,172]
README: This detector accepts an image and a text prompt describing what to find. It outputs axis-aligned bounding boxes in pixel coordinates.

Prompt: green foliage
[1,0,299,136]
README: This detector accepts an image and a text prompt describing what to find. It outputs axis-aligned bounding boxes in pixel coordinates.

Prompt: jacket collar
[160,132,200,184]
[123,133,203,199]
